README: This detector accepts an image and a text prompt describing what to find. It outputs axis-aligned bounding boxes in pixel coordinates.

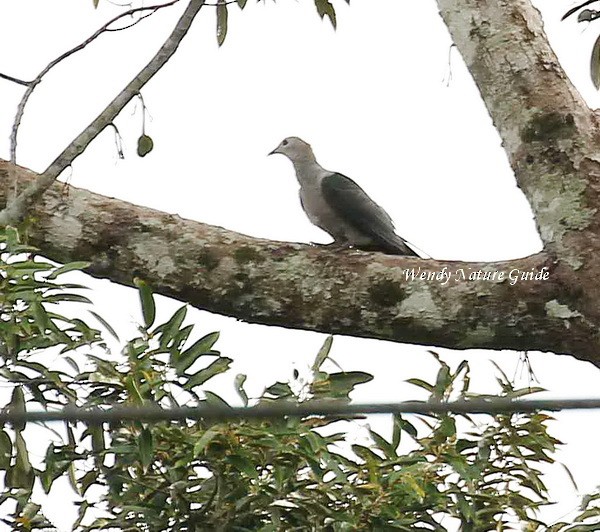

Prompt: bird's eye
[282,139,288,146]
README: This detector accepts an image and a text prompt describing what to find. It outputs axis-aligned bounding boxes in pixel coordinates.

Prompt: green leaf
[433,362,451,399]
[79,471,99,496]
[175,331,220,374]
[93,0,99,7]
[391,415,402,450]
[6,431,33,489]
[227,454,257,478]
[156,305,187,347]
[405,378,434,392]
[351,443,381,463]
[46,261,90,280]
[217,3,228,46]
[0,431,12,470]
[73,500,90,530]
[560,462,579,492]
[89,425,105,454]
[138,428,154,469]
[137,134,154,157]
[43,293,93,304]
[263,381,293,400]
[592,34,600,89]
[203,390,230,407]
[89,310,120,341]
[193,428,219,455]
[509,386,546,399]
[5,225,20,252]
[396,414,418,439]
[134,278,156,329]
[312,335,333,372]
[184,357,232,389]
[234,373,249,406]
[314,0,337,29]
[316,371,373,398]
[437,416,456,439]
[9,386,26,432]
[236,0,247,8]
[22,502,42,520]
[369,427,396,459]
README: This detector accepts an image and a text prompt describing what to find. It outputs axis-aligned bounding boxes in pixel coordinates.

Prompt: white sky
[1,0,600,529]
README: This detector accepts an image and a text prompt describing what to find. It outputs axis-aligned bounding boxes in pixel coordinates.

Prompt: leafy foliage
[0,228,597,530]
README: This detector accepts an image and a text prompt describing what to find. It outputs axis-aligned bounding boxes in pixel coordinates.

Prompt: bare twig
[0,72,33,87]
[106,9,161,31]
[9,0,181,166]
[2,398,600,425]
[0,0,204,226]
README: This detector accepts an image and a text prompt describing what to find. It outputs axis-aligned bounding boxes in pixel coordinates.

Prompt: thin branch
[9,0,181,166]
[106,9,162,31]
[0,0,203,226]
[3,398,600,425]
[0,72,32,87]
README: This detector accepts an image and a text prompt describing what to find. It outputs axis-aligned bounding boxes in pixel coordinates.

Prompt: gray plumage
[269,136,418,256]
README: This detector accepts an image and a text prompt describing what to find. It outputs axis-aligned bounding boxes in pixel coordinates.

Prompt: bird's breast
[299,185,361,242]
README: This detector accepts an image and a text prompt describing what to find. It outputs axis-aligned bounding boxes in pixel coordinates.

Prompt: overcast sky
[1,0,600,529]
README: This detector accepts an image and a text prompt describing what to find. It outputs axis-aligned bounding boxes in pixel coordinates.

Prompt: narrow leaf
[135,278,156,329]
[156,305,187,347]
[312,335,333,372]
[89,310,120,341]
[5,225,20,251]
[46,261,90,280]
[73,500,90,529]
[0,431,12,470]
[184,357,232,389]
[43,293,93,304]
[217,3,228,46]
[234,373,248,406]
[6,431,33,489]
[369,427,396,459]
[176,331,220,375]
[138,427,154,469]
[9,387,26,432]
[193,428,219,455]
[406,378,434,392]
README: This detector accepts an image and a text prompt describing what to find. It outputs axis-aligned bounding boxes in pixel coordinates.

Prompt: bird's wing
[321,172,417,256]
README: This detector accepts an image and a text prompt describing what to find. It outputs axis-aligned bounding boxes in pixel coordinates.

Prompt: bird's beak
[268,145,279,156]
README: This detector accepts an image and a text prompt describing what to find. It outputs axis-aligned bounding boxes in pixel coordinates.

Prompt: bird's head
[268,137,314,162]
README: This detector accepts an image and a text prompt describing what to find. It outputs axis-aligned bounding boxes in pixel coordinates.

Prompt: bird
[268,136,418,256]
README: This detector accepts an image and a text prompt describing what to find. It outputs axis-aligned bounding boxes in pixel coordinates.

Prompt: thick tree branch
[1,160,597,366]
[2,1,599,368]
[0,0,202,226]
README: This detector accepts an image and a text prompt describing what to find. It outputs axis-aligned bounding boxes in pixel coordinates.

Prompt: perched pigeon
[269,136,418,256]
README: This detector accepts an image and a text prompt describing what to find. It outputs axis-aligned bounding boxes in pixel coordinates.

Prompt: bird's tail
[382,234,425,257]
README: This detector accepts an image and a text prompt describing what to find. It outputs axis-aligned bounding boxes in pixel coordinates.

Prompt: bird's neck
[292,154,327,186]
